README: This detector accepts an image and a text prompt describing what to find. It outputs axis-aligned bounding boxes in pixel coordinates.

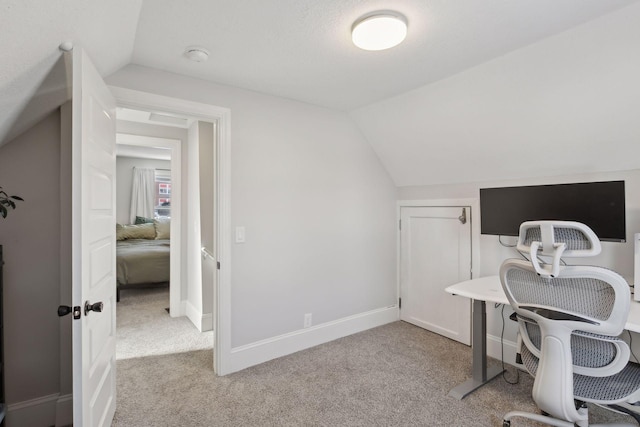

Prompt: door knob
[84,301,104,316]
[58,306,72,317]
[58,305,81,319]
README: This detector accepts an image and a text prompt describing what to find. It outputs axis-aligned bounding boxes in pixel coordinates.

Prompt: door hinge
[217,261,221,270]
[399,219,401,230]
[399,297,401,309]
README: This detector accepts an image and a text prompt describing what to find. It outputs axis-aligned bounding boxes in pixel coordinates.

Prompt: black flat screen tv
[480,180,626,242]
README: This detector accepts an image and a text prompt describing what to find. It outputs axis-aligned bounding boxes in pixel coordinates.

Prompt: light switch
[235,226,246,243]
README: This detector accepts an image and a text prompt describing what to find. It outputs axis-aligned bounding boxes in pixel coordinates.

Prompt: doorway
[110,86,232,375]
[399,202,477,345]
[115,133,182,317]
[59,49,231,425]
[113,111,216,361]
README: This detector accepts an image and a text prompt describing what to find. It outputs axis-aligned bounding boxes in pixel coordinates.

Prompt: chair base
[503,411,576,427]
[607,404,640,425]
[503,408,639,427]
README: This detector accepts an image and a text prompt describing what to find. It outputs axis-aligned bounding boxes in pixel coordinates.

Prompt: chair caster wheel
[503,420,511,427]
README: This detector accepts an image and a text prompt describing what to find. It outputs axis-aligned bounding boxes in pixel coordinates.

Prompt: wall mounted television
[479,180,626,242]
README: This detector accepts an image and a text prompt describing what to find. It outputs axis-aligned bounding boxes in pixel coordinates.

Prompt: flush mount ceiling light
[351,11,408,51]
[184,46,210,62]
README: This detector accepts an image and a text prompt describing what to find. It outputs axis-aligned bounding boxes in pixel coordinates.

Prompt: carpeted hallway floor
[116,286,213,360]
[113,302,633,426]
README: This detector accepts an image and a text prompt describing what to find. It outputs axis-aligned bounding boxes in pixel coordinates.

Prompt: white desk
[445,276,640,399]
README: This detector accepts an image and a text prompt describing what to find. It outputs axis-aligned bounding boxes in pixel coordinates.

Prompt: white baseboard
[487,334,520,367]
[6,392,71,427]
[184,301,213,332]
[229,306,399,373]
[185,300,203,332]
[201,312,213,332]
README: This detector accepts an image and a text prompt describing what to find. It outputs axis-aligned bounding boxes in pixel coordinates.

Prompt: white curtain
[130,167,156,224]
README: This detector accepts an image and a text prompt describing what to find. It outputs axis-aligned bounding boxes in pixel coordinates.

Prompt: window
[155,169,171,218]
[159,183,171,195]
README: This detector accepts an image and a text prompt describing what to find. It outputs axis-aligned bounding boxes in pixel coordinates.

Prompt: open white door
[71,47,117,426]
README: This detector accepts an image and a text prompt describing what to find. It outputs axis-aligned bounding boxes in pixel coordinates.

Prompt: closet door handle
[458,208,467,225]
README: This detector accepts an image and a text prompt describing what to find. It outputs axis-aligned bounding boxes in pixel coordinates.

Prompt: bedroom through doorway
[114,107,216,361]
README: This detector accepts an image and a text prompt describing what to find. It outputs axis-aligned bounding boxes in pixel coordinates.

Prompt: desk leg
[448,299,504,399]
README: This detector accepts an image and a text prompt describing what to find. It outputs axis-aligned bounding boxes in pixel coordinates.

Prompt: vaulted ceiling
[1,0,639,185]
[129,0,637,110]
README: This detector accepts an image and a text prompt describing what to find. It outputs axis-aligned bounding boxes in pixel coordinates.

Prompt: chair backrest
[516,221,601,278]
[501,221,630,423]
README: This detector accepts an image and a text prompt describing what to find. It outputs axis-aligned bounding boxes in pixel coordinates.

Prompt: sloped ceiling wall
[0,0,143,146]
[351,2,640,187]
[2,0,639,188]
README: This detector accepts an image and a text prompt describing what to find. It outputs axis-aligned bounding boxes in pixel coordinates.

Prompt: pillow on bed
[154,218,170,240]
[116,223,156,240]
[134,216,154,225]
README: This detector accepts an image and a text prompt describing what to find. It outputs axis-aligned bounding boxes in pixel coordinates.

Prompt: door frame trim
[396,198,481,312]
[110,86,232,375]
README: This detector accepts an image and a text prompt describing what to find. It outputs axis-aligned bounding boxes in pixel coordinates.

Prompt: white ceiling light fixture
[352,11,408,51]
[184,46,210,62]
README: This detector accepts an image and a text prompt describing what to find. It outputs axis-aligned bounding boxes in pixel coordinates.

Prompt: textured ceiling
[1,0,635,116]
[130,0,637,110]
[1,0,638,182]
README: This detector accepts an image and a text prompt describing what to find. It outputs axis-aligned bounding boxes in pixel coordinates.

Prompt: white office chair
[501,221,640,427]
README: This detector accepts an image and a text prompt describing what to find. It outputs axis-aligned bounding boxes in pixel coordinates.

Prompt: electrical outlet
[304,313,312,328]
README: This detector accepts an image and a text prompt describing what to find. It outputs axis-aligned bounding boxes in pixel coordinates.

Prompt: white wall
[198,121,214,326]
[0,109,69,424]
[115,156,170,224]
[185,121,204,329]
[106,66,398,348]
[351,2,640,187]
[183,119,215,331]
[199,122,215,253]
[398,169,640,362]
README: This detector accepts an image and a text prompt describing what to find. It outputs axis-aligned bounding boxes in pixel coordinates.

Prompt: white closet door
[400,206,471,345]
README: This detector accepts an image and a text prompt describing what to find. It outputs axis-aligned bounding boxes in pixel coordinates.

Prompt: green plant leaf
[0,186,23,218]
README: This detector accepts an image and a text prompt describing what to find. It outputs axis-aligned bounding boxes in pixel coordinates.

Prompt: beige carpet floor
[116,286,213,360]
[113,319,633,426]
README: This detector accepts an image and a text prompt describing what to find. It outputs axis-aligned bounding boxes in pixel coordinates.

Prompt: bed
[116,220,170,301]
